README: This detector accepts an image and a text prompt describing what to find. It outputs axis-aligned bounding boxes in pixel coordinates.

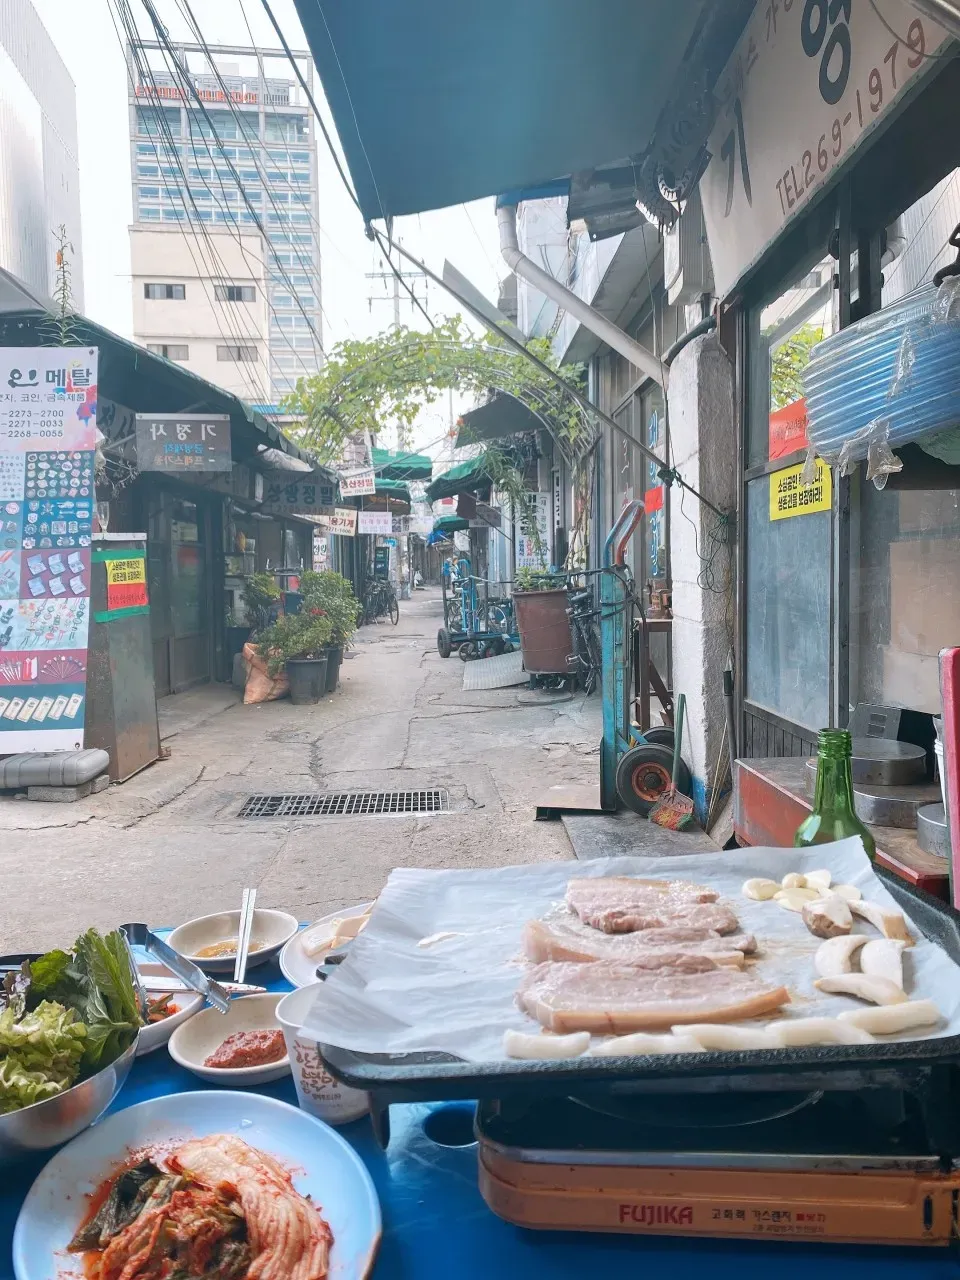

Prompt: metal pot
[0,1036,138,1163]
[512,589,574,675]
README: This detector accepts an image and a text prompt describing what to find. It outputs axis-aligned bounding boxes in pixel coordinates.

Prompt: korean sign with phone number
[700,0,948,299]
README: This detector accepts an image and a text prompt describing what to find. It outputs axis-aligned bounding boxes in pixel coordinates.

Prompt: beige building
[130,224,269,401]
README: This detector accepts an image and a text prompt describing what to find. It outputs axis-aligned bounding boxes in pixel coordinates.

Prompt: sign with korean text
[339,468,376,498]
[325,508,357,537]
[0,346,97,751]
[400,516,434,536]
[769,396,810,460]
[515,493,551,570]
[770,457,832,520]
[102,553,149,615]
[357,511,393,536]
[136,413,232,472]
[312,534,330,571]
[262,474,336,515]
[700,0,947,298]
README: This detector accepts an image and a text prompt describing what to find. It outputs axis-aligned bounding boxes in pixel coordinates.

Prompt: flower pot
[286,655,329,705]
[324,645,344,692]
[512,589,575,675]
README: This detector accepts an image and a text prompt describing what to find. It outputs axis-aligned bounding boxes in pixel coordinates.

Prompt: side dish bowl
[168,993,290,1085]
[166,908,298,973]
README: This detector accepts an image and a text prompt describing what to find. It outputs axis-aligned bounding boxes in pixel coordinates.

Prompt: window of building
[139,207,161,221]
[137,164,159,178]
[137,106,181,138]
[214,283,257,303]
[147,344,189,361]
[217,344,258,362]
[144,283,185,300]
[264,115,309,143]
[139,186,161,200]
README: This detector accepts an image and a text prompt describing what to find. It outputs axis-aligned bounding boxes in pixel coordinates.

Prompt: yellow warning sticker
[769,458,832,521]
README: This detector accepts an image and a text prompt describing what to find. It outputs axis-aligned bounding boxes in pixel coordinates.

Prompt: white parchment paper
[302,839,960,1062]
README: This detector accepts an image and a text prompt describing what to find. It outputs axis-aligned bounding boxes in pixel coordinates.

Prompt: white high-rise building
[0,0,83,304]
[127,39,323,405]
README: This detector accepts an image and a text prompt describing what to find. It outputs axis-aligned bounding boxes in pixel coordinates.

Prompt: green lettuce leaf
[0,1000,86,1112]
[70,930,140,1071]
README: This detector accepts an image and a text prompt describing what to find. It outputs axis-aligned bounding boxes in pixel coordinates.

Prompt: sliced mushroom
[802,894,853,938]
[815,974,908,1005]
[590,1032,703,1057]
[676,1024,783,1050]
[805,869,833,892]
[837,1000,940,1035]
[742,877,780,901]
[781,872,807,889]
[775,886,821,912]
[775,1017,874,1046]
[849,899,914,945]
[859,938,907,989]
[503,1029,590,1060]
[814,934,868,978]
[828,883,862,903]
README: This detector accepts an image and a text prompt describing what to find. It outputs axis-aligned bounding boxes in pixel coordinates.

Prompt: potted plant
[512,567,574,681]
[241,572,282,637]
[300,570,361,691]
[257,611,334,704]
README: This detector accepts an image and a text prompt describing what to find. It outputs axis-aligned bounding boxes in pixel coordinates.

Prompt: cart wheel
[459,643,475,661]
[643,726,675,750]
[389,595,400,625]
[485,638,505,658]
[615,744,692,816]
[437,628,452,659]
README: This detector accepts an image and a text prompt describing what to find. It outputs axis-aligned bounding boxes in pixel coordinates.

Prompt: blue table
[3,960,959,1278]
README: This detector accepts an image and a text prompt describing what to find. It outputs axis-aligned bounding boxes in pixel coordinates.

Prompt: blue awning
[295,0,710,224]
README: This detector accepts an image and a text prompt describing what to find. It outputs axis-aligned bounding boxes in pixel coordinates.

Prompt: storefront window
[170,501,204,638]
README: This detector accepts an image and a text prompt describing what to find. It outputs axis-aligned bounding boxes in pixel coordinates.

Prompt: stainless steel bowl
[0,1035,139,1163]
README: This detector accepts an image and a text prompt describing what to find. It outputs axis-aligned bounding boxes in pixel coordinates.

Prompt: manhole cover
[238,790,450,819]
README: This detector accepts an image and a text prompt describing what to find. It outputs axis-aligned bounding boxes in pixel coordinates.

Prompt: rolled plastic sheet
[803,279,960,486]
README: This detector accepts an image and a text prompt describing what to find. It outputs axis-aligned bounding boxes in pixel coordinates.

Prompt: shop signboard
[0,346,98,751]
[262,475,336,514]
[515,492,551,570]
[136,413,232,472]
[312,534,330,571]
[769,457,832,520]
[399,516,434,536]
[326,508,357,537]
[700,0,947,299]
[769,396,810,460]
[339,468,376,498]
[97,552,149,618]
[357,511,393,535]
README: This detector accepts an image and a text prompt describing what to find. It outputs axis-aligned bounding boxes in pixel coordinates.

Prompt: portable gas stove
[475,1085,960,1247]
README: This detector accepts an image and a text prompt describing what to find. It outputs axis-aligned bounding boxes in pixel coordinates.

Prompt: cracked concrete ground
[0,588,601,949]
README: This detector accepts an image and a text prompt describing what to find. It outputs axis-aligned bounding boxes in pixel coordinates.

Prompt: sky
[31,0,506,447]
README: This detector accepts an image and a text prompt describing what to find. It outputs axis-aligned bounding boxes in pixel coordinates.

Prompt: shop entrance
[145,489,217,696]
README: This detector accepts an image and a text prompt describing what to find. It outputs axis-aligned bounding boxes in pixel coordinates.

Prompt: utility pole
[365,257,429,329]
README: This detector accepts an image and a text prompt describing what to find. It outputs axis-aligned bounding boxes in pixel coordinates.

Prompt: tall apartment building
[0,0,83,305]
[127,40,323,404]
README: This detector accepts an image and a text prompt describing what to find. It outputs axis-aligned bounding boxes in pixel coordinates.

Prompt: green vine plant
[283,316,593,465]
[481,444,548,569]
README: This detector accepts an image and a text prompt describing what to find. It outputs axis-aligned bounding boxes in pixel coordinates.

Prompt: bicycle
[362,578,400,625]
[566,587,602,695]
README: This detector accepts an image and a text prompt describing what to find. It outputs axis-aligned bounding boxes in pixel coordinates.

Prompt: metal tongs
[121,923,231,1015]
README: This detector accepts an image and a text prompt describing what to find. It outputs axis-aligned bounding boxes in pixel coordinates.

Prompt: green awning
[433,514,469,534]
[374,477,411,501]
[455,393,545,449]
[371,447,433,480]
[292,0,709,223]
[424,455,492,504]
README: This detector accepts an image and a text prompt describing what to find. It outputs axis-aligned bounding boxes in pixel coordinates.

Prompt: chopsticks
[234,887,257,983]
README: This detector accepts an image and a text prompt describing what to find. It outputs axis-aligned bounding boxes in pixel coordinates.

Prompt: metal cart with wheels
[437,557,519,660]
[536,499,693,819]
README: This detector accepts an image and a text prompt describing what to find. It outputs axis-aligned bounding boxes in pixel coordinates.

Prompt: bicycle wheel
[388,591,399,625]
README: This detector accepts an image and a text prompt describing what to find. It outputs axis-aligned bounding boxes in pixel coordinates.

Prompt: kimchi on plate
[68,1133,333,1280]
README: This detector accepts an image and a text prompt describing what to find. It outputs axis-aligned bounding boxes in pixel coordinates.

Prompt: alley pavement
[0,588,601,949]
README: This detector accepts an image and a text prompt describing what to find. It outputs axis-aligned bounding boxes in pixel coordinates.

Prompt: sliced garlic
[827,883,862,903]
[742,877,780,901]
[781,872,807,889]
[805,869,833,892]
[775,886,820,911]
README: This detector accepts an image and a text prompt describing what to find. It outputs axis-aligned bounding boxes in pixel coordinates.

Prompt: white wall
[130,225,269,400]
[0,0,83,304]
[666,333,737,824]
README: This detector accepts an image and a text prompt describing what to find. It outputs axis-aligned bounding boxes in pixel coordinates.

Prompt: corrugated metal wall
[0,0,83,305]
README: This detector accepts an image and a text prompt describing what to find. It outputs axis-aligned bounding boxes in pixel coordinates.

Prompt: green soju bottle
[794,729,876,860]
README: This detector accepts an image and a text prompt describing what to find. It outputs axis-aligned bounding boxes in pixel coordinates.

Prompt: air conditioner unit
[663,190,714,306]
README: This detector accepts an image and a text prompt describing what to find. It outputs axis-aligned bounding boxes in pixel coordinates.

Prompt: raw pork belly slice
[566,877,738,935]
[523,918,755,967]
[518,960,790,1034]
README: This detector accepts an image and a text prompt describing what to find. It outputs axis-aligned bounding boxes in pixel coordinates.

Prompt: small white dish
[13,1091,381,1279]
[280,902,373,988]
[167,908,299,973]
[136,962,204,1057]
[168,993,290,1085]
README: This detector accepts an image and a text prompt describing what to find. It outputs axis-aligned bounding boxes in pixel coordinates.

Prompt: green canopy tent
[370,447,433,481]
[424,455,493,505]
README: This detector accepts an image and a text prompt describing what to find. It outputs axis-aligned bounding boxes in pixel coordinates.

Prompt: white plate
[135,962,204,1056]
[168,993,290,1085]
[280,903,373,987]
[13,1091,381,1280]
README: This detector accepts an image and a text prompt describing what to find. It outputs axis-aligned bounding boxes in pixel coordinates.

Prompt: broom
[649,692,694,830]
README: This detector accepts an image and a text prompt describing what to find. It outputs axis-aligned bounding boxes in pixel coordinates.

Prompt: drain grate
[238,789,450,819]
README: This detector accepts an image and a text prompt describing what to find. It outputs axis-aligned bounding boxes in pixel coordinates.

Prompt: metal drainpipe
[497,204,668,392]
[908,0,960,39]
